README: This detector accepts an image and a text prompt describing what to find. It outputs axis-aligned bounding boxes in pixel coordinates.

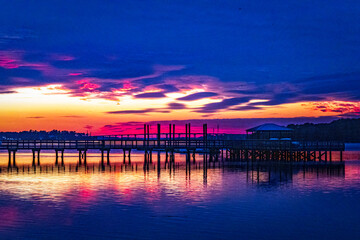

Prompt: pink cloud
[76,79,100,92]
[0,57,19,69]
[68,72,83,76]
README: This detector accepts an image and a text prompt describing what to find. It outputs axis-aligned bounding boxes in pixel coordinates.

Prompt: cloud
[195,97,252,113]
[27,116,45,119]
[84,125,94,130]
[0,90,16,94]
[177,92,218,101]
[134,92,166,99]
[156,84,179,93]
[61,115,84,118]
[107,108,170,115]
[339,112,360,117]
[168,102,187,109]
[307,101,360,115]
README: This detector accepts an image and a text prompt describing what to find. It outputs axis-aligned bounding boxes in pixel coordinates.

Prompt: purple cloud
[134,92,166,99]
[177,92,218,101]
[168,102,187,109]
[196,97,252,113]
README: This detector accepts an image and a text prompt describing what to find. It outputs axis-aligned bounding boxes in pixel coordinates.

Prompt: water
[0,150,359,240]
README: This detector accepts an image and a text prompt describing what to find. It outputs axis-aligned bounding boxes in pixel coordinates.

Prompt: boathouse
[246,123,294,140]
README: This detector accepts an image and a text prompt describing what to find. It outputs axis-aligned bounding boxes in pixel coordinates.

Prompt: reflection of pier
[1,124,345,168]
[0,160,345,188]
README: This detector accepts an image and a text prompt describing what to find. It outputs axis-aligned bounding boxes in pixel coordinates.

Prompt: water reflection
[0,151,359,239]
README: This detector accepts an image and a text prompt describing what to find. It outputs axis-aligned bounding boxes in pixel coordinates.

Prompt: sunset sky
[1,0,360,134]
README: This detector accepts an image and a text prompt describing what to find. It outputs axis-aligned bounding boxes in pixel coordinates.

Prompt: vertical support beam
[325,151,328,163]
[157,124,161,147]
[144,124,147,148]
[169,124,172,147]
[185,123,188,147]
[37,150,40,166]
[203,123,207,150]
[8,150,12,167]
[61,150,64,166]
[173,124,175,146]
[128,149,131,163]
[123,149,126,163]
[12,150,16,167]
[78,150,82,166]
[55,150,59,165]
[101,149,104,165]
[147,125,150,147]
[32,149,36,166]
[340,151,343,162]
[84,150,87,165]
[188,123,191,146]
[106,150,110,165]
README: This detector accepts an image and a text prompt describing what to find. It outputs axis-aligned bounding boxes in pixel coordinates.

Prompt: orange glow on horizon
[0,84,357,134]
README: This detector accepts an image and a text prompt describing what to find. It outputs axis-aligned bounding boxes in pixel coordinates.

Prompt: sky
[0,0,360,134]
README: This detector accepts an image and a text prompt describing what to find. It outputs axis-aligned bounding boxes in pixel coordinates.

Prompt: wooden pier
[0,124,345,168]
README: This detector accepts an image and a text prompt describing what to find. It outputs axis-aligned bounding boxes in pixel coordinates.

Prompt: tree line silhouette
[287,118,360,142]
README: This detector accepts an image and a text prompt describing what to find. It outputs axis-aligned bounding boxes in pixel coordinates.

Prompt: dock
[0,124,345,168]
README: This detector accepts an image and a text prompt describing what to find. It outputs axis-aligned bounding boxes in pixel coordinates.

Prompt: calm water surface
[0,150,359,239]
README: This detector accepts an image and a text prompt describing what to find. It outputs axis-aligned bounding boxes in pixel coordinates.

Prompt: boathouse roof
[246,123,293,132]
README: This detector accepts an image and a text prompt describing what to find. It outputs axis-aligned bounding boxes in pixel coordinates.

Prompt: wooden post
[340,151,343,162]
[169,124,172,147]
[173,124,175,146]
[8,150,11,167]
[123,149,126,163]
[55,150,59,165]
[78,150,82,165]
[61,150,64,166]
[101,149,104,165]
[37,150,40,166]
[185,123,188,147]
[84,150,87,165]
[144,124,147,148]
[157,124,161,147]
[325,151,328,162]
[157,151,161,166]
[188,123,191,146]
[107,150,110,165]
[32,150,36,166]
[128,149,131,163]
[147,125,150,147]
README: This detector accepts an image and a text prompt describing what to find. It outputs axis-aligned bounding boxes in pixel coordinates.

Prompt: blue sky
[0,0,360,133]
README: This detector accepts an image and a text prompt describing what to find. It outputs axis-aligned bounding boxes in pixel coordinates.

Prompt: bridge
[0,124,345,167]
